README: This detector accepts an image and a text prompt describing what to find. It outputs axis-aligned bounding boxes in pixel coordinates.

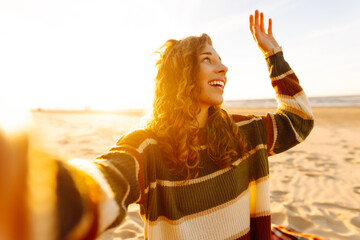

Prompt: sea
[223,94,360,108]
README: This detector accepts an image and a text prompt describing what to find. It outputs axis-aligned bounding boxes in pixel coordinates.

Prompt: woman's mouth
[208,80,225,91]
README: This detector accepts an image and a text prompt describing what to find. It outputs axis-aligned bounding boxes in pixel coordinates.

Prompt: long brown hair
[147,33,246,179]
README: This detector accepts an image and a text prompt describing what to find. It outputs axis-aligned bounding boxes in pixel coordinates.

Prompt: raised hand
[249,10,280,54]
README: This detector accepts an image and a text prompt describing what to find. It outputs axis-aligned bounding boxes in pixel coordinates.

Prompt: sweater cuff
[264,46,282,58]
[265,50,292,80]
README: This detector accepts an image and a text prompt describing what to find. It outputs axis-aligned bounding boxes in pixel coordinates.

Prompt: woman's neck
[197,106,209,128]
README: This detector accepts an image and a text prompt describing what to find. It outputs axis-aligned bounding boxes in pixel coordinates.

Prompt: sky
[1,0,360,110]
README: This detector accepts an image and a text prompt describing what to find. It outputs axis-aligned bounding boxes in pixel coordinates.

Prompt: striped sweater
[54,49,314,240]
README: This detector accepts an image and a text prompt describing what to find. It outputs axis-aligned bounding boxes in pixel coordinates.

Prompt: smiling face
[197,44,228,109]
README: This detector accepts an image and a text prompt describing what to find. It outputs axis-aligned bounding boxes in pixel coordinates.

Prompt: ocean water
[223,95,360,108]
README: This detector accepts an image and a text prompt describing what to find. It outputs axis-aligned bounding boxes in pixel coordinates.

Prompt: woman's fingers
[250,10,260,38]
[260,12,265,32]
[249,14,254,35]
[268,18,273,35]
[254,10,259,26]
[250,10,275,42]
[249,10,279,53]
[251,10,272,35]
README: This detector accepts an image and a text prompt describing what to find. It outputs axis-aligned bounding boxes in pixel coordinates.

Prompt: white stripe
[146,191,251,240]
[136,137,207,153]
[137,138,157,153]
[232,144,267,167]
[264,46,282,58]
[249,177,270,216]
[270,69,294,81]
[277,91,314,118]
[144,182,157,194]
[236,117,262,127]
[67,158,120,233]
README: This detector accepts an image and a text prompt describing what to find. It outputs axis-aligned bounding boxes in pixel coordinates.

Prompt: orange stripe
[271,73,302,96]
[261,114,275,155]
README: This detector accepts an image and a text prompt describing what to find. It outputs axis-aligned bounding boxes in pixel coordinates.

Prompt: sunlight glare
[0,100,32,136]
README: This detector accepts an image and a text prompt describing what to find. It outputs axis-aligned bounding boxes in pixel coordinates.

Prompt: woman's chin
[199,96,224,110]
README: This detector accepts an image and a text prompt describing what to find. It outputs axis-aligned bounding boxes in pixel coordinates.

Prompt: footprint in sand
[342,144,360,163]
[288,215,313,232]
[281,175,292,184]
[350,216,360,228]
[286,150,306,155]
[353,186,360,195]
[271,190,289,201]
[280,158,295,169]
[313,202,360,213]
[342,144,351,149]
[283,204,299,214]
[311,214,349,234]
[344,157,359,164]
[348,151,355,155]
[343,144,360,154]
[304,173,336,180]
[315,161,336,168]
[305,155,319,161]
[272,190,289,196]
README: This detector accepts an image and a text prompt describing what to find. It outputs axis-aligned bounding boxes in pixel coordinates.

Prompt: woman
[1,10,316,240]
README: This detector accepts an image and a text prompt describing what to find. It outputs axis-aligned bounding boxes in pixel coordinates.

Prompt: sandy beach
[31,107,360,240]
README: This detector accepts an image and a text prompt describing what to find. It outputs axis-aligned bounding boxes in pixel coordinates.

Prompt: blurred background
[1,0,359,112]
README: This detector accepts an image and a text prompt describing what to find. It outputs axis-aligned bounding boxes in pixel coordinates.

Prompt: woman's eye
[202,57,211,63]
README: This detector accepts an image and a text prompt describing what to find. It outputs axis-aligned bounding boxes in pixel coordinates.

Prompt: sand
[30,107,360,239]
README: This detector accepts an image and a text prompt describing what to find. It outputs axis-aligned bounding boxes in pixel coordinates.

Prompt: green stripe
[95,151,141,228]
[282,110,314,139]
[96,151,141,205]
[140,144,227,182]
[266,51,292,78]
[237,117,267,152]
[248,148,269,181]
[273,110,314,154]
[95,163,128,228]
[146,157,250,221]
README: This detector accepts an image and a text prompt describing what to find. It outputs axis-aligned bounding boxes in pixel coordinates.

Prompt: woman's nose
[217,62,228,74]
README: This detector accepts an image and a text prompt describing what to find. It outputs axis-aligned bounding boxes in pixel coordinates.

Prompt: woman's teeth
[208,81,224,91]
[208,81,224,87]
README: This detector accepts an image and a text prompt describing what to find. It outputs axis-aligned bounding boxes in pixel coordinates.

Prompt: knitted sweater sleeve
[261,48,314,155]
[230,48,314,156]
[54,130,147,239]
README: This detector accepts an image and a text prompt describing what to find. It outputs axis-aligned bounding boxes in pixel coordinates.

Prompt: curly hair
[147,33,246,180]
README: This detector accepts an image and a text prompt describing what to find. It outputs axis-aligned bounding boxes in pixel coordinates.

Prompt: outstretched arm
[0,127,144,240]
